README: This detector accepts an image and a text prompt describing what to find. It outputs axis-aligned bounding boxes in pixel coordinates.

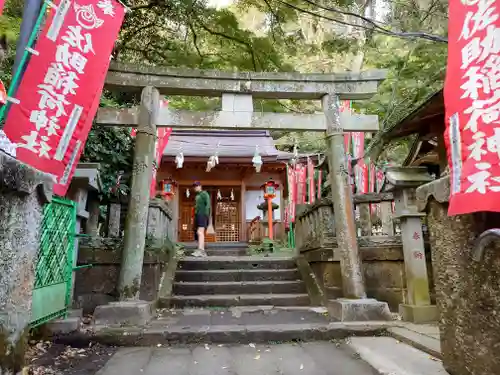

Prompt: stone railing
[294,187,437,322]
[75,198,175,312]
[103,198,174,245]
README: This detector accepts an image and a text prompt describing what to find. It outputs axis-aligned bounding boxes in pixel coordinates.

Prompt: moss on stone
[0,325,29,374]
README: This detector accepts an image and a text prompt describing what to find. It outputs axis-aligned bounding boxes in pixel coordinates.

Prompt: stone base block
[328,298,392,321]
[46,317,81,334]
[399,304,439,323]
[93,300,153,326]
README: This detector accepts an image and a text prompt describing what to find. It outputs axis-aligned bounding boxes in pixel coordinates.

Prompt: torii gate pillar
[323,94,392,321]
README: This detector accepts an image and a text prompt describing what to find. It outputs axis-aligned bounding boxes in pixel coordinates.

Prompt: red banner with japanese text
[151,127,172,197]
[295,163,307,204]
[131,99,172,198]
[0,0,4,16]
[445,0,500,215]
[2,0,125,196]
[352,132,367,193]
[287,165,296,222]
[307,157,315,204]
[317,169,322,199]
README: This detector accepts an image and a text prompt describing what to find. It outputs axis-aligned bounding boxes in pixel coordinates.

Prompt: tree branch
[196,22,259,70]
[275,0,448,43]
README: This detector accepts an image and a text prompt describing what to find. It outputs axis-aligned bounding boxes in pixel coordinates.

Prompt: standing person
[192,181,210,257]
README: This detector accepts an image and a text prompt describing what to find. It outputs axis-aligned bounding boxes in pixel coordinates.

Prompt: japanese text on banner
[445,0,500,214]
[2,0,125,196]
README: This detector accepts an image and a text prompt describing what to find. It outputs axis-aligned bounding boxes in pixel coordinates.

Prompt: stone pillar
[147,198,172,248]
[118,86,160,300]
[107,203,121,237]
[417,176,500,375]
[66,185,89,306]
[86,193,100,236]
[358,203,372,236]
[379,201,394,236]
[93,87,159,327]
[384,166,437,323]
[322,94,391,321]
[0,152,53,374]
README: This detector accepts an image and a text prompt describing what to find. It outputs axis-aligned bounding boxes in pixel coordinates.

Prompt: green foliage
[249,238,291,255]
[0,0,450,187]
[80,121,134,202]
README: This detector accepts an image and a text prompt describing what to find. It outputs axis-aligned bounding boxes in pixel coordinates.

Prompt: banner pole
[0,0,46,124]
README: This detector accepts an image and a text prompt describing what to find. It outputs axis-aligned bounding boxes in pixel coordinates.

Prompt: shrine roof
[163,130,292,159]
[366,89,444,162]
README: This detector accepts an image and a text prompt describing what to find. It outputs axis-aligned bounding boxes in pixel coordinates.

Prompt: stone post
[107,203,121,237]
[86,194,100,236]
[93,87,159,327]
[118,86,160,300]
[416,176,500,375]
[147,198,172,248]
[322,94,391,321]
[0,152,53,374]
[384,166,437,323]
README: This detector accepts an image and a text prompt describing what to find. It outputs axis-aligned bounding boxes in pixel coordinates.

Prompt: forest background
[0,0,448,200]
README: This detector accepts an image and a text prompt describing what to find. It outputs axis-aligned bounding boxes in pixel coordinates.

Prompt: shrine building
[157,130,292,244]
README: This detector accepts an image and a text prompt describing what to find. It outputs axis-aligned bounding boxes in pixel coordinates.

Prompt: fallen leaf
[249,343,256,348]
[222,366,228,369]
[205,344,210,350]
[265,349,271,352]
[300,364,304,370]
[254,355,261,360]
[157,344,162,347]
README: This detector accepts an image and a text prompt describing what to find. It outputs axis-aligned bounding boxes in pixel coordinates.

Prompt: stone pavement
[95,342,380,375]
[387,323,441,359]
[95,338,447,375]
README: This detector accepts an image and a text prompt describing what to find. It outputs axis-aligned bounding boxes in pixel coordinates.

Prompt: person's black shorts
[194,214,209,229]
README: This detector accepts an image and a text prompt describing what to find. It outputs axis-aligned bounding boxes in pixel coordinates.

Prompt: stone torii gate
[96,63,391,321]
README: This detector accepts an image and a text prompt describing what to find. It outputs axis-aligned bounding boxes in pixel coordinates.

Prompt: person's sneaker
[192,249,207,257]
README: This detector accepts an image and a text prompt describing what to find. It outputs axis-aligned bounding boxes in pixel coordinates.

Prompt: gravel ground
[24,341,116,375]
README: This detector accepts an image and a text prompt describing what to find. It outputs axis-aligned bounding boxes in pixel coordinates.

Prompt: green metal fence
[30,197,76,327]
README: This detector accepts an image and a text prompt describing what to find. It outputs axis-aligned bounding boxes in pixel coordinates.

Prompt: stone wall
[0,152,53,374]
[302,237,435,311]
[73,238,170,314]
[419,177,500,375]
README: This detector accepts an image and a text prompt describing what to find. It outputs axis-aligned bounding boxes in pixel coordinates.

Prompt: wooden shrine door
[178,186,240,242]
[214,187,241,242]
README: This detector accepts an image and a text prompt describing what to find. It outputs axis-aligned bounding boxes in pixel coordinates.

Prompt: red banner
[287,165,296,222]
[317,169,322,199]
[131,101,172,198]
[295,163,307,204]
[307,157,315,204]
[2,0,125,195]
[0,0,4,16]
[445,0,500,215]
[150,127,172,197]
[352,132,367,193]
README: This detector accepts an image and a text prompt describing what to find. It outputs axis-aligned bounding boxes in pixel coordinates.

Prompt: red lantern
[160,178,176,200]
[261,180,279,199]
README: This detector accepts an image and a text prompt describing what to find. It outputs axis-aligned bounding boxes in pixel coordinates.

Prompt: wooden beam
[96,107,379,132]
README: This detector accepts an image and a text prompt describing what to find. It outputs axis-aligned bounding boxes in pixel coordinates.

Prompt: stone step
[173,280,306,295]
[175,268,301,282]
[347,336,447,374]
[178,256,296,271]
[170,293,311,308]
[207,249,248,256]
[65,321,390,347]
[156,306,330,326]
[182,242,248,250]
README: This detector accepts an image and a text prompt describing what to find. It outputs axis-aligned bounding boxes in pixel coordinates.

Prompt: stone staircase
[170,256,310,308]
[59,244,391,347]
